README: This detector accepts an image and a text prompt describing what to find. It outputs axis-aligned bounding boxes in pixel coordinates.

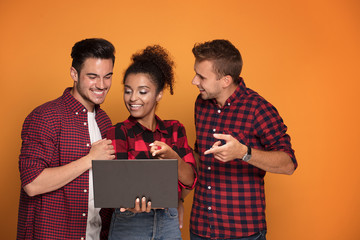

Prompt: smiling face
[70,57,113,111]
[124,73,163,128]
[192,59,224,101]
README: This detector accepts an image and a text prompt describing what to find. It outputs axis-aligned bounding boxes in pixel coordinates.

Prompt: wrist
[242,145,252,162]
[81,154,92,169]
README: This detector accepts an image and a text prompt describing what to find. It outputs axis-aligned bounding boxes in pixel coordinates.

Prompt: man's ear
[156,90,163,102]
[222,75,233,88]
[70,67,78,82]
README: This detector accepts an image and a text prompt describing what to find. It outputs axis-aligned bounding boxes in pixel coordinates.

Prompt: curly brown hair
[123,45,175,95]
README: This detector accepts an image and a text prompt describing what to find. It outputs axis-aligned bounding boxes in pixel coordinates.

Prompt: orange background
[1,0,359,239]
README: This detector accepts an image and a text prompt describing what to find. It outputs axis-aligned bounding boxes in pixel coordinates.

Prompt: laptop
[92,159,178,209]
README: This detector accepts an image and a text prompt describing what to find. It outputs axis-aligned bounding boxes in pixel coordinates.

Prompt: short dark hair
[71,38,115,73]
[192,39,243,84]
[124,45,175,95]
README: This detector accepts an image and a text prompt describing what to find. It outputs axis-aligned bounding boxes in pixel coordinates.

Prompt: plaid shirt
[106,116,197,197]
[17,88,113,240]
[190,78,297,239]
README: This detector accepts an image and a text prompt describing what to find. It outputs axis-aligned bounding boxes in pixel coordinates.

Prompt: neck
[137,116,157,132]
[70,87,95,112]
[216,84,238,107]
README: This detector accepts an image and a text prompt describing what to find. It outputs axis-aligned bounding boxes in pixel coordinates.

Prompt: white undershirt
[86,111,102,240]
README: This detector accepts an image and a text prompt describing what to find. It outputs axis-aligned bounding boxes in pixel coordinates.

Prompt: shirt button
[81,238,84,240]
[217,109,221,113]
[75,112,78,115]
[84,122,87,126]
[208,186,211,190]
[86,143,90,147]
[84,189,87,193]
[213,129,216,132]
[82,213,86,217]
[227,103,230,106]
[83,109,86,112]
[208,207,212,211]
[208,166,211,170]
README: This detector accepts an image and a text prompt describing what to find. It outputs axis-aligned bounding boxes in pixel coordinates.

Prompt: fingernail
[136,198,140,202]
[149,143,154,146]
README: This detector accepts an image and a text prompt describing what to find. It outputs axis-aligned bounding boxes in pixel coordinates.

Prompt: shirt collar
[128,115,169,136]
[224,77,247,105]
[61,87,100,114]
[207,77,247,107]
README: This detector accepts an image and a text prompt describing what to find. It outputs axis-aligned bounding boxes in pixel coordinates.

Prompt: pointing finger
[204,145,224,155]
[213,133,231,141]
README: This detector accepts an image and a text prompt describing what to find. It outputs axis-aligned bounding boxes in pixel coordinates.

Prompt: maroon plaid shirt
[190,78,297,239]
[17,88,113,240]
[106,116,197,198]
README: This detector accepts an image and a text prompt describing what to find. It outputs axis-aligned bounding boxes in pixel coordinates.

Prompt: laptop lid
[92,159,178,209]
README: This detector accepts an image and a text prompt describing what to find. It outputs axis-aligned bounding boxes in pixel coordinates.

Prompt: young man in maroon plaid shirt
[189,39,297,240]
[17,38,116,240]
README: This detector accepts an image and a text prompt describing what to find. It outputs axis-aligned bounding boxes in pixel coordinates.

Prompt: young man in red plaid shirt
[189,39,297,240]
[17,38,116,240]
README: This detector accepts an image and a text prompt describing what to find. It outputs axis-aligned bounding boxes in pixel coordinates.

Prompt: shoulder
[24,96,65,123]
[21,96,66,139]
[162,119,187,135]
[242,87,265,103]
[243,87,278,112]
[114,119,133,129]
[242,89,285,130]
[108,120,132,135]
[162,119,183,128]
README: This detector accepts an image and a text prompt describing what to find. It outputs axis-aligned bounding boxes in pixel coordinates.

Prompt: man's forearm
[23,155,91,197]
[247,149,295,175]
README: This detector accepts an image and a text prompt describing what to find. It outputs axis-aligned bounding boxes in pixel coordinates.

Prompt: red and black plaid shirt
[106,115,197,197]
[190,78,297,239]
[17,88,113,240]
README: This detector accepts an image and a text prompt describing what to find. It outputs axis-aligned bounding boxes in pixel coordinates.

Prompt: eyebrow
[124,85,151,90]
[86,72,113,77]
[196,72,205,79]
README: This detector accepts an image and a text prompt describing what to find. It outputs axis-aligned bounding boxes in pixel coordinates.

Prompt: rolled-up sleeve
[174,123,198,189]
[254,101,297,169]
[19,109,58,187]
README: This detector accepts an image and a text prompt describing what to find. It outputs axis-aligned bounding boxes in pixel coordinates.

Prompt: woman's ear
[156,90,163,102]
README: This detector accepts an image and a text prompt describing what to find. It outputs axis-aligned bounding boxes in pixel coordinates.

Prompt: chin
[130,114,143,119]
[93,99,106,105]
[200,94,209,100]
[128,111,141,118]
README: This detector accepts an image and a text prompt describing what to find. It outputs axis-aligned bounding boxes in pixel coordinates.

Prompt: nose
[95,77,105,89]
[192,76,199,86]
[130,92,137,102]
